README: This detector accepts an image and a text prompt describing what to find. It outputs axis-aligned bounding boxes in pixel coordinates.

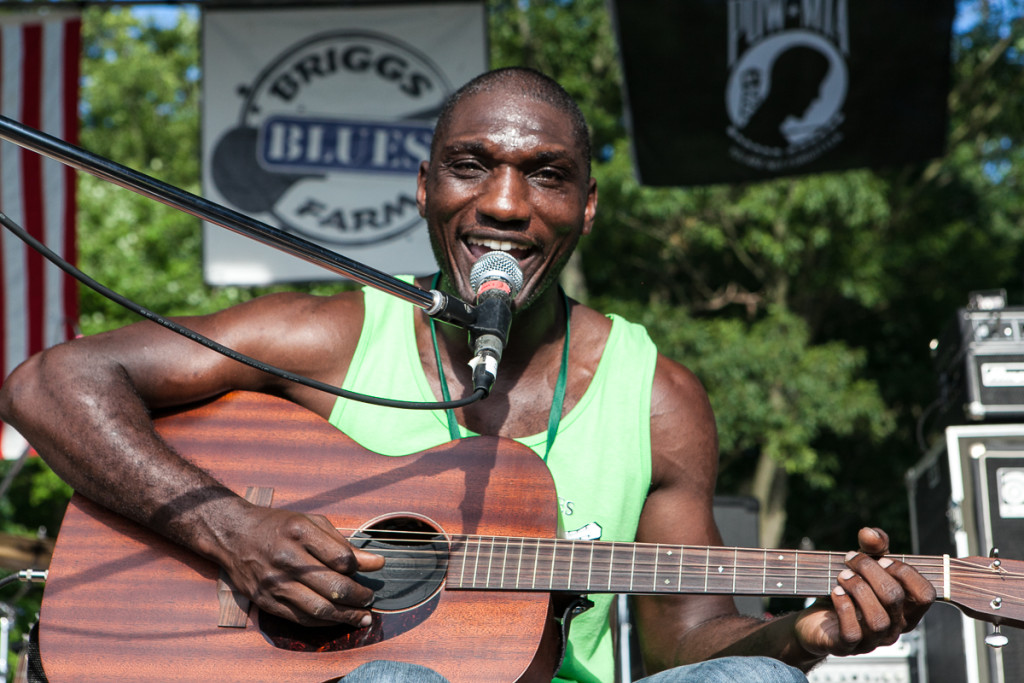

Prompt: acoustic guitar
[36,392,1024,682]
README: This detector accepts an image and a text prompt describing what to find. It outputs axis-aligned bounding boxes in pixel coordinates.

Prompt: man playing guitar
[0,67,934,682]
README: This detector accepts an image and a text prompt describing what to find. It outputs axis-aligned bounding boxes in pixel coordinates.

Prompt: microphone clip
[468,294,514,396]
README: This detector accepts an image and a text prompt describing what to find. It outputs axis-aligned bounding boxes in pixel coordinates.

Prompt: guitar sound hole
[350,515,450,611]
[258,515,448,652]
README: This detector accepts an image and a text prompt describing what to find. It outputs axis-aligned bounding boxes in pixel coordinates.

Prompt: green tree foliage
[488,1,903,548]
[0,457,69,679]
[76,6,343,333]
[491,0,1024,554]
[77,6,345,335]
[489,0,623,156]
[600,300,893,486]
[77,5,211,330]
[588,146,906,546]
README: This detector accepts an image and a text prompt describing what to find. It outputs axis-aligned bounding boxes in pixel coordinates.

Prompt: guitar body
[38,392,559,682]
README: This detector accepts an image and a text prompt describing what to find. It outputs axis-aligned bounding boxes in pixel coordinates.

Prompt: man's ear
[416,160,430,217]
[582,177,598,236]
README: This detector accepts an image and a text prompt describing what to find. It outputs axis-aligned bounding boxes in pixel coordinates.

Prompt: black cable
[915,396,944,453]
[0,211,485,410]
[0,572,22,590]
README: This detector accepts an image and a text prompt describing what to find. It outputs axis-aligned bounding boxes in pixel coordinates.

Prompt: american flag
[0,13,81,459]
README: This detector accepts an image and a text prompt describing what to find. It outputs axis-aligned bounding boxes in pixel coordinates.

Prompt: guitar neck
[446,536,949,599]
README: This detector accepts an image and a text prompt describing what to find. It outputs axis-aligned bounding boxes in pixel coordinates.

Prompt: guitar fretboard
[445,536,947,598]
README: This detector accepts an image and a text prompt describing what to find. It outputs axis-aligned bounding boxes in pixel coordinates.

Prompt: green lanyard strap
[428,273,570,461]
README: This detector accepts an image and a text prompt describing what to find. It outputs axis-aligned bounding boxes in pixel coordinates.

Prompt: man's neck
[429,276,566,371]
[411,272,609,439]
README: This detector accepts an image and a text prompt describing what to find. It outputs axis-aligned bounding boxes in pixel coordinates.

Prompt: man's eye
[449,159,485,174]
[532,168,567,183]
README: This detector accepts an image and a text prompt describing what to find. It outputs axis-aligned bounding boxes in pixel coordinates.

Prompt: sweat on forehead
[430,67,592,173]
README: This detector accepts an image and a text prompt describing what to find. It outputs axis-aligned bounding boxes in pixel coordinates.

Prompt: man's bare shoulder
[229,289,368,413]
[139,288,368,413]
[231,287,364,319]
[573,302,707,411]
[225,287,366,359]
[207,288,364,343]
[568,300,613,336]
[651,352,712,418]
[571,302,716,463]
[648,350,719,491]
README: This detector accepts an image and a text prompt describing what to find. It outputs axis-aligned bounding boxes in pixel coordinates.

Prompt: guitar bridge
[218,485,274,628]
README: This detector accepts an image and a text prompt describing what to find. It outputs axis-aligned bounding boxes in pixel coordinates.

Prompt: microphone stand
[0,115,476,329]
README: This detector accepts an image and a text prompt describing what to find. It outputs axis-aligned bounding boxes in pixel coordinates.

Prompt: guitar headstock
[948,556,1024,629]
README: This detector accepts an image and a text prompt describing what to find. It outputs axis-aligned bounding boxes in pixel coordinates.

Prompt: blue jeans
[342,657,808,682]
[343,661,449,682]
[636,656,808,682]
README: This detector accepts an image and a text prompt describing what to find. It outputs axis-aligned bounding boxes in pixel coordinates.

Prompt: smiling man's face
[417,87,597,310]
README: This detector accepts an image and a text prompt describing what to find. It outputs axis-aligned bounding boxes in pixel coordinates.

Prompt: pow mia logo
[725,0,849,173]
[211,31,453,247]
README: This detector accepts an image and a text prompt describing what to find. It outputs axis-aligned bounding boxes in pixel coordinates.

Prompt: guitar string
[330,529,1024,610]
[352,560,950,579]
[351,575,1020,608]
[338,559,1024,610]
[346,557,949,573]
[332,526,1019,579]
[337,529,959,570]
[347,546,996,578]
[333,536,1023,594]
[336,543,1024,606]
[335,528,984,575]
[336,566,1024,608]
[336,545,957,580]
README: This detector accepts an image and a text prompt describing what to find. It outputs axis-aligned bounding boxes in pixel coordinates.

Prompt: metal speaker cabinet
[908,425,1024,683]
[934,308,1024,422]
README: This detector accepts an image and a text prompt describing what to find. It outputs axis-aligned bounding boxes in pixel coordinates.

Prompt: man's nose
[477,166,530,224]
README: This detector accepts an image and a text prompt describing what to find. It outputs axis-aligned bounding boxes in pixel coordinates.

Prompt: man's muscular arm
[634,355,935,673]
[0,291,383,626]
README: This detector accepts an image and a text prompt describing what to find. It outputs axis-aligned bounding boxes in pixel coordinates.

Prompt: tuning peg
[990,547,1002,569]
[985,625,1009,649]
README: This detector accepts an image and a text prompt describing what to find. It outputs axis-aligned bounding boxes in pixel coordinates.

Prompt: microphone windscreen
[469,251,524,296]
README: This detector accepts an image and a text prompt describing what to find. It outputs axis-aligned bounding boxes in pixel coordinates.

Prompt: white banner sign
[201,3,486,285]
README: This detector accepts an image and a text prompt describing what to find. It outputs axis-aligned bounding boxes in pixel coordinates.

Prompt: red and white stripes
[0,13,80,459]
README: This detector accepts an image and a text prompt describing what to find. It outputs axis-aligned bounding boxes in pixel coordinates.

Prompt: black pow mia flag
[610,0,956,186]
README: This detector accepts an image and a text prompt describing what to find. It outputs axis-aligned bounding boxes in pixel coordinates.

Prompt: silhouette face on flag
[611,0,955,186]
[740,46,831,150]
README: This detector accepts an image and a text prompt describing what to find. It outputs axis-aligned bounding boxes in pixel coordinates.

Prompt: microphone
[467,251,523,395]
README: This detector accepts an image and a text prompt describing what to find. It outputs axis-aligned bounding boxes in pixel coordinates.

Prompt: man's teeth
[467,237,528,253]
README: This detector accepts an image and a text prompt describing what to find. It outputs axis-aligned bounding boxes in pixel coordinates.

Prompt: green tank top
[329,279,657,682]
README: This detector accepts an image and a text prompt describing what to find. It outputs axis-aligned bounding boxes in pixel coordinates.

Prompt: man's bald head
[430,67,591,174]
